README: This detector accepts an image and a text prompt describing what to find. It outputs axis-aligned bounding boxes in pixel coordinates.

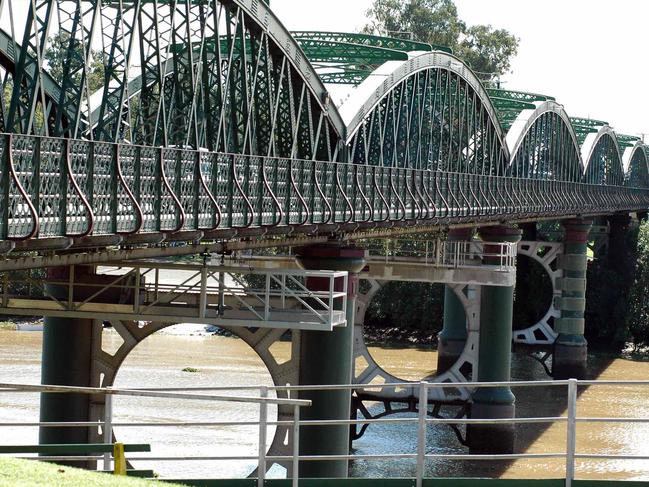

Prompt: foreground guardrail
[1,380,649,486]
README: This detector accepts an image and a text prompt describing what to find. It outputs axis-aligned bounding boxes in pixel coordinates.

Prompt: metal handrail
[3,379,649,486]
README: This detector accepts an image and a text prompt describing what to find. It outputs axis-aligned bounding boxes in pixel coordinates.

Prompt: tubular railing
[0,265,349,330]
[2,380,649,486]
[2,132,649,242]
[360,238,517,271]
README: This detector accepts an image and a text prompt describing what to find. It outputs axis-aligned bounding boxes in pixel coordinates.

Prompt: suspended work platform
[0,263,348,331]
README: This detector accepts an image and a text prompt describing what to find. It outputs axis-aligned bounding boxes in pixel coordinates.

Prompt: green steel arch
[340,52,509,221]
[623,142,649,188]
[582,126,625,186]
[505,101,583,181]
[290,31,451,86]
[9,0,346,150]
[0,2,648,247]
[0,29,76,136]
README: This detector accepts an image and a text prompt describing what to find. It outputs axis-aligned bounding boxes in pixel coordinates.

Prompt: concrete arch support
[513,240,564,345]
[353,279,481,403]
[87,320,300,476]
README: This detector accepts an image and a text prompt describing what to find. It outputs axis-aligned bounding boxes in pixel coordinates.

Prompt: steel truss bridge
[0,0,647,268]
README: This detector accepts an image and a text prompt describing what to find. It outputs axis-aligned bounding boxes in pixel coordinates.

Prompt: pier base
[437,229,472,373]
[296,244,365,478]
[39,266,98,466]
[553,219,591,380]
[467,226,521,454]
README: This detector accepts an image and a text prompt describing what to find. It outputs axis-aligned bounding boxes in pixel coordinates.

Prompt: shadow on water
[350,350,619,479]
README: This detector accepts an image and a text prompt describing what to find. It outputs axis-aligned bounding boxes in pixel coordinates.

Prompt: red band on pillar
[562,219,593,245]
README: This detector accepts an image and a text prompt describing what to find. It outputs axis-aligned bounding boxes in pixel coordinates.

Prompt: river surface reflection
[0,327,648,480]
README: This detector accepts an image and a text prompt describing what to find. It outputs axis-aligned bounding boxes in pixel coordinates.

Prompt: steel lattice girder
[291,31,450,86]
[1,0,345,155]
[0,1,647,251]
[290,31,446,54]
[617,133,641,149]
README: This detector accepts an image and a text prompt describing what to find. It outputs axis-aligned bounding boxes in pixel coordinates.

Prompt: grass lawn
[0,457,188,487]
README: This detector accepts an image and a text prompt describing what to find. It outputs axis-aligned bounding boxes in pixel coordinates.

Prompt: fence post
[292,403,300,487]
[416,382,427,487]
[258,386,268,487]
[264,274,271,321]
[565,378,578,487]
[104,388,113,471]
[113,442,126,475]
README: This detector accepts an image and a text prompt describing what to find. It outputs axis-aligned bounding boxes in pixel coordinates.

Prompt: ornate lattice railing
[1,133,649,242]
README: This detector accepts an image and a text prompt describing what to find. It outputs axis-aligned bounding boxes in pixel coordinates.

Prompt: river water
[1,327,648,481]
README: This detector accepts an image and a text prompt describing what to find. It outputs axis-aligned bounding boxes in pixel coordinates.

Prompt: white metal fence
[360,238,517,272]
[1,380,649,486]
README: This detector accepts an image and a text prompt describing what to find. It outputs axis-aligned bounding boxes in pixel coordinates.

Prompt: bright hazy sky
[271,0,649,140]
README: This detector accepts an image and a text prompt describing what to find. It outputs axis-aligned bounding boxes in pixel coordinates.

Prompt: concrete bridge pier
[468,225,522,454]
[437,229,473,374]
[39,266,99,465]
[295,243,366,478]
[553,218,592,380]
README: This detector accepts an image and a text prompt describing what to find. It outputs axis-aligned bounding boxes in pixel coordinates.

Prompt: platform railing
[359,238,517,272]
[0,264,349,331]
[2,380,649,486]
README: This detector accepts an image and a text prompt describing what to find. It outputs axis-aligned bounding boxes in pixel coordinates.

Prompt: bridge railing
[359,238,517,271]
[1,132,649,244]
[2,380,649,486]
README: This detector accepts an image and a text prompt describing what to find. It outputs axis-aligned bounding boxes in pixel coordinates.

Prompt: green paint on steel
[295,246,365,478]
[440,286,467,342]
[291,31,445,53]
[473,284,516,404]
[487,88,555,103]
[486,89,554,132]
[617,134,641,148]
[290,31,448,85]
[472,228,521,405]
[39,315,93,447]
[570,117,609,146]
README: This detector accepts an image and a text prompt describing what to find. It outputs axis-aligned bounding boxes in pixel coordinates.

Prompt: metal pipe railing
[2,379,649,486]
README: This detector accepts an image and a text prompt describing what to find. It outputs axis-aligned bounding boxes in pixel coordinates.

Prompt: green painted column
[553,219,592,380]
[295,243,366,478]
[437,228,473,373]
[39,266,94,466]
[468,225,521,454]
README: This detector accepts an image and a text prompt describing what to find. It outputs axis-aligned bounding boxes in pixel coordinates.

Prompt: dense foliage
[365,281,444,333]
[626,221,649,349]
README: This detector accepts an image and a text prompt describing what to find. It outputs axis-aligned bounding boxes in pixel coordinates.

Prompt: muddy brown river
[1,327,648,480]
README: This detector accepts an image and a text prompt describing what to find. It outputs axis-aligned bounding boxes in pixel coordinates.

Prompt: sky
[270,0,649,140]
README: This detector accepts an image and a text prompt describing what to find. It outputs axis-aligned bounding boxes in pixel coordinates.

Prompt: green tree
[627,221,649,350]
[362,0,519,81]
[44,31,104,94]
[362,0,465,53]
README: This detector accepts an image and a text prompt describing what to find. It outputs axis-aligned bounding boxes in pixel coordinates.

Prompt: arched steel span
[0,29,74,135]
[582,126,625,186]
[506,101,584,179]
[340,52,509,222]
[2,0,345,155]
[623,142,649,188]
[0,3,649,248]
